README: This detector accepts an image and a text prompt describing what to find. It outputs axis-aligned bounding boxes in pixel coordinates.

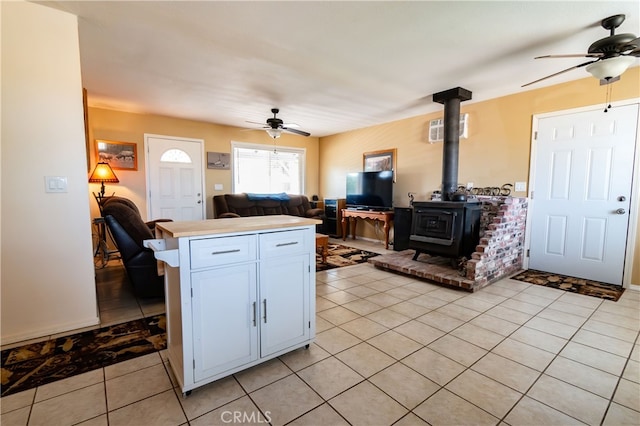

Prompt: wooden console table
[341,209,394,249]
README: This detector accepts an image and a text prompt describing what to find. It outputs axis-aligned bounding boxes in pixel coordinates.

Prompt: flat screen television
[346,171,394,210]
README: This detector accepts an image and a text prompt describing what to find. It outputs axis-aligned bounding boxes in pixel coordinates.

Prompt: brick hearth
[370,196,528,292]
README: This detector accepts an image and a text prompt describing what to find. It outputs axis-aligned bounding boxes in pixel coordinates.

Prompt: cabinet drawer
[260,229,308,258]
[190,235,257,269]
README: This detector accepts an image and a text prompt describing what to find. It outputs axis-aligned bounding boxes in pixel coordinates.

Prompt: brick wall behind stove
[466,196,527,288]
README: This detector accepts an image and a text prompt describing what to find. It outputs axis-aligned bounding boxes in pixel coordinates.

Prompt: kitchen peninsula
[145,215,321,395]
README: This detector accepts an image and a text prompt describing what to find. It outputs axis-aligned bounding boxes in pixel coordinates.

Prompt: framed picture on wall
[96,140,137,170]
[207,152,230,169]
[363,148,396,182]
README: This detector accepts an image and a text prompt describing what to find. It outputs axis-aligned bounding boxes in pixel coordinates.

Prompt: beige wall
[320,69,640,285]
[87,108,321,220]
[1,1,99,344]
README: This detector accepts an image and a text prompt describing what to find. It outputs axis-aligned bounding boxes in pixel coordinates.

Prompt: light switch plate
[45,176,68,193]
[214,183,223,191]
[515,181,527,192]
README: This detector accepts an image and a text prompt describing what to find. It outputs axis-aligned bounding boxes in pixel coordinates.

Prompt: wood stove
[410,200,481,260]
[409,87,481,260]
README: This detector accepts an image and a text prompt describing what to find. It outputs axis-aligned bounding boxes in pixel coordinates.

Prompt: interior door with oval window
[145,134,205,221]
[528,104,638,285]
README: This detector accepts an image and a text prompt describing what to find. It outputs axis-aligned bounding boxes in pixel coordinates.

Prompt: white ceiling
[42,1,639,137]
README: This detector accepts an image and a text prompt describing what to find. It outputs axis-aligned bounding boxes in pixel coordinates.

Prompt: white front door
[528,104,638,285]
[145,134,205,221]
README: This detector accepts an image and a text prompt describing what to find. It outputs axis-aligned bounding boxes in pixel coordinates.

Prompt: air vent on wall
[428,113,468,143]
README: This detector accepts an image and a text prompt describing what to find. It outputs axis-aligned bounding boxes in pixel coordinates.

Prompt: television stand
[341,209,394,250]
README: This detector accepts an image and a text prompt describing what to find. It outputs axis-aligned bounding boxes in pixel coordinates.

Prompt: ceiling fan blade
[535,53,604,59]
[621,37,640,52]
[245,120,267,126]
[522,60,598,87]
[282,127,310,137]
[628,48,640,57]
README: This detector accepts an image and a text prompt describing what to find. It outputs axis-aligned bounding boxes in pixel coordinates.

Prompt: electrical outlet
[466,182,473,189]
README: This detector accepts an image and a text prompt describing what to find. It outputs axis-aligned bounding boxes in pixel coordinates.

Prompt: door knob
[197,200,202,204]
[615,208,626,214]
[618,196,626,202]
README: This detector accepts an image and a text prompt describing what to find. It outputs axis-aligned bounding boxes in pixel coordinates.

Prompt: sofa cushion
[224,194,284,216]
[283,195,309,217]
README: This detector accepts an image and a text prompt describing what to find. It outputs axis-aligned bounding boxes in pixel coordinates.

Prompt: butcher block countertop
[155,215,322,238]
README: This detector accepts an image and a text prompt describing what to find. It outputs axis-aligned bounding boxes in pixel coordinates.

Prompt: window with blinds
[231,141,305,194]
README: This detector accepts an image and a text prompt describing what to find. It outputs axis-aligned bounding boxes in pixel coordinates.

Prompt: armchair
[101,197,169,298]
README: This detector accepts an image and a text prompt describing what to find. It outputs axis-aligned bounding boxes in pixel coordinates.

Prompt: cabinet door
[259,253,311,357]
[192,264,258,382]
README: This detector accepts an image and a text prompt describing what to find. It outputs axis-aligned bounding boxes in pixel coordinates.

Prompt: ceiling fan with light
[523,14,639,87]
[246,108,311,138]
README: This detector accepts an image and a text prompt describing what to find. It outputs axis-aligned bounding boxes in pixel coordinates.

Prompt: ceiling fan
[523,14,639,87]
[246,108,311,138]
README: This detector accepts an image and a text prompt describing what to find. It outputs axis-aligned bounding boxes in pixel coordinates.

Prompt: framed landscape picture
[96,140,138,170]
[363,148,396,181]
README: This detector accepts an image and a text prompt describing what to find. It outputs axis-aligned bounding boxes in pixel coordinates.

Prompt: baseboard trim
[1,315,100,347]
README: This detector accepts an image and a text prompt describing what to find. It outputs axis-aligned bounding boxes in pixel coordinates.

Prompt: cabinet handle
[210,249,241,255]
[263,299,267,323]
[252,302,257,326]
[276,241,298,247]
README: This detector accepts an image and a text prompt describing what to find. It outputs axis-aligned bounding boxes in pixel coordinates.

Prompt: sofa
[101,196,170,298]
[213,193,324,222]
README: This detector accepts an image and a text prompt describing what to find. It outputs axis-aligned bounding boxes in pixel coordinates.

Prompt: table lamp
[88,162,119,200]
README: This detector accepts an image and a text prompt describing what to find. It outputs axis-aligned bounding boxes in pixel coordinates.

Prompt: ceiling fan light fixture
[586,56,635,80]
[266,128,282,139]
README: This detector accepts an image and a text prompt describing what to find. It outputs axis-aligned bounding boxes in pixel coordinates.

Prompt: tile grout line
[598,328,640,424]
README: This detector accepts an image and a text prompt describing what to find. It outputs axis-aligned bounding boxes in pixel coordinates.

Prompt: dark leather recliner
[101,197,169,298]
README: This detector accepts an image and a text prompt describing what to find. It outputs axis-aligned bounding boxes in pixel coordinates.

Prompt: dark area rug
[511,269,624,301]
[1,314,166,397]
[316,243,379,272]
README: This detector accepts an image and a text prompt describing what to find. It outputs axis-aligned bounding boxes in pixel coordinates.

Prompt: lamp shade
[266,128,282,139]
[586,56,636,80]
[88,162,119,183]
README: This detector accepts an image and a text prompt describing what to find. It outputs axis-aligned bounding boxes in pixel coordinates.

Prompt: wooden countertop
[156,215,322,238]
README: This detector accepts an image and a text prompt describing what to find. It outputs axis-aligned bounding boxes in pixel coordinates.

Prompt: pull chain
[604,79,613,113]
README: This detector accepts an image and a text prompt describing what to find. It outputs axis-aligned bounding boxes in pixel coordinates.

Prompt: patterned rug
[316,243,380,272]
[0,314,166,398]
[510,269,624,301]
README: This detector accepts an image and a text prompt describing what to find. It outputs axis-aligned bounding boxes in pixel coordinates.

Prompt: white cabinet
[259,254,310,355]
[147,216,318,395]
[192,263,258,382]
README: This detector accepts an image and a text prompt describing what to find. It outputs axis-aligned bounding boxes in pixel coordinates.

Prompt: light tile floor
[2,238,639,426]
